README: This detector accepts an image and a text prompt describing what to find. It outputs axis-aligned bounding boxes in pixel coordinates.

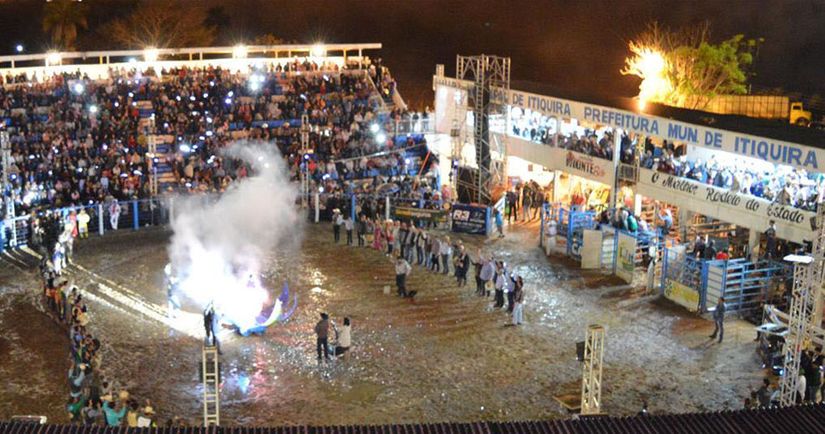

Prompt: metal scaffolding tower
[580,324,605,415]
[300,113,310,208]
[202,344,220,426]
[455,54,510,204]
[779,204,825,406]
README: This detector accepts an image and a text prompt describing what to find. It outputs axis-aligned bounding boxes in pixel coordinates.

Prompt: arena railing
[0,197,172,251]
[2,192,446,251]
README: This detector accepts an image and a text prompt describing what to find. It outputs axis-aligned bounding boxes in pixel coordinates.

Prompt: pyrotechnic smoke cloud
[167,140,301,332]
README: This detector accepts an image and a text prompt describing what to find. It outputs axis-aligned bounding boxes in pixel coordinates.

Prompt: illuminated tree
[42,0,88,50]
[622,22,760,110]
[104,1,216,49]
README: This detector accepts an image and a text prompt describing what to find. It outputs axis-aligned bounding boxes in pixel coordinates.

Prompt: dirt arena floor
[0,221,766,425]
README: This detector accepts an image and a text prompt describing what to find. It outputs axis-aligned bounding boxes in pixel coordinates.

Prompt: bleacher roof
[513,80,825,150]
[3,404,825,434]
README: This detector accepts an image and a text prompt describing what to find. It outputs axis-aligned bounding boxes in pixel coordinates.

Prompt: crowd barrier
[661,246,788,315]
[1,198,172,252]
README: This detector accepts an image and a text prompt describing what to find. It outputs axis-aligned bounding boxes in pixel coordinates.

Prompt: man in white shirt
[332,209,343,243]
[439,236,452,275]
[334,317,352,358]
[505,269,516,313]
[494,262,507,308]
[395,256,412,297]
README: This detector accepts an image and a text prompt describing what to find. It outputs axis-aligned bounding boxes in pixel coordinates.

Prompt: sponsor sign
[562,150,613,185]
[439,76,825,171]
[394,206,445,221]
[616,232,636,283]
[636,168,815,243]
[450,203,490,235]
[664,280,700,312]
[502,134,616,186]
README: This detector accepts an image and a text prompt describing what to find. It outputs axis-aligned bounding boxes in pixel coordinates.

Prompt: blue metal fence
[1,198,172,252]
[661,246,788,314]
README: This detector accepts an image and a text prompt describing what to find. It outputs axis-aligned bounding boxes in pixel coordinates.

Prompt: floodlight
[143,47,160,63]
[233,44,249,59]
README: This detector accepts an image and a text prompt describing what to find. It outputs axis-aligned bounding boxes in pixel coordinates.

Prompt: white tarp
[581,230,603,269]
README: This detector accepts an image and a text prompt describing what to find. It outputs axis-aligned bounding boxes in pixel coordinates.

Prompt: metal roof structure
[3,404,825,434]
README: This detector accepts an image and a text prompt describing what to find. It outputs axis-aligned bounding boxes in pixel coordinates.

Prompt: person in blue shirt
[494,208,504,237]
[103,400,127,426]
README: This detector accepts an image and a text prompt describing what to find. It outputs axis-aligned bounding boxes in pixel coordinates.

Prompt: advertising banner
[635,168,815,243]
[450,204,490,235]
[616,232,637,283]
[394,206,445,221]
[439,77,825,172]
[581,230,603,269]
[664,280,700,312]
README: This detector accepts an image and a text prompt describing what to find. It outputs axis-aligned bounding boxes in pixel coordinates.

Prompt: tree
[103,1,216,49]
[622,22,760,110]
[42,0,89,50]
[252,34,285,46]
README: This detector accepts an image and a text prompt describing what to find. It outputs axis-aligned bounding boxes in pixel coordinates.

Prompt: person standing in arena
[315,312,330,362]
[344,214,354,246]
[332,209,343,243]
[395,255,412,297]
[709,297,726,343]
[77,208,90,238]
[109,199,121,230]
[203,304,221,354]
[512,276,525,325]
[357,215,367,247]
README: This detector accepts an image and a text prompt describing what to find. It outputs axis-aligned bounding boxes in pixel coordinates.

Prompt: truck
[684,95,812,126]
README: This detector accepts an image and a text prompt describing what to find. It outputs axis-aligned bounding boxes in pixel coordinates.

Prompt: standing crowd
[329,208,527,329]
[39,254,159,427]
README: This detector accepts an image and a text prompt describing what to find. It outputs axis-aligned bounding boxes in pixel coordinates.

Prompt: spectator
[334,317,352,357]
[709,296,726,343]
[314,312,330,362]
[512,276,525,325]
[394,255,412,297]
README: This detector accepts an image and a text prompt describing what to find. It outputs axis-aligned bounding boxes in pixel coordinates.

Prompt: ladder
[580,324,605,415]
[202,344,220,426]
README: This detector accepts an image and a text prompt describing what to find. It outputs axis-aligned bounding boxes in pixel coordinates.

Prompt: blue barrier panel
[565,210,596,259]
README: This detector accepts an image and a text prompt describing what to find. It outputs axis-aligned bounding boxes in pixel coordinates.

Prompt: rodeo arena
[1,44,825,434]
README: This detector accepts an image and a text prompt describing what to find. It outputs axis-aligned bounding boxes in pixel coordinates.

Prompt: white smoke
[167,140,301,332]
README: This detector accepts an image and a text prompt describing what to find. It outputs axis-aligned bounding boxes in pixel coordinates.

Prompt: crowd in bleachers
[558,130,614,161]
[1,57,429,220]
[640,139,824,211]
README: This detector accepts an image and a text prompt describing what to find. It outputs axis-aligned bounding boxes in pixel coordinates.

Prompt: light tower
[779,203,825,406]
[580,324,605,415]
[455,54,510,204]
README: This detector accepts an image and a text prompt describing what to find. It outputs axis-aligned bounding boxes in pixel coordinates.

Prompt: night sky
[1,0,823,108]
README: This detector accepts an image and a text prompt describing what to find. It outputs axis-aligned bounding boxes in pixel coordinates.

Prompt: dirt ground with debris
[0,220,766,425]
